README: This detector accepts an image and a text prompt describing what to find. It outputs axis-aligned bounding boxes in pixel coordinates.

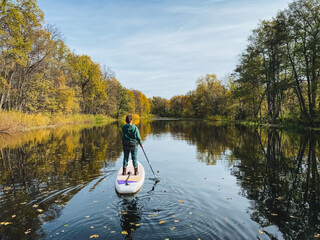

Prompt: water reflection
[0,120,319,239]
[119,198,142,240]
[0,123,123,239]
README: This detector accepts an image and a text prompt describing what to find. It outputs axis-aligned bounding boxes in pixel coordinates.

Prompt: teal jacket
[122,124,142,145]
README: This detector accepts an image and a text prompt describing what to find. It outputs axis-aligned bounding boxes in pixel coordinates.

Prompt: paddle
[140,145,160,182]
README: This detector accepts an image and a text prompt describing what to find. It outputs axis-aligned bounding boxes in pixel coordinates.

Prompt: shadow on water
[0,120,319,239]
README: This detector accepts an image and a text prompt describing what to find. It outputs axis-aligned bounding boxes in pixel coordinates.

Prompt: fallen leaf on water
[33,204,38,208]
[165,238,169,240]
[200,214,203,217]
[226,198,232,200]
[90,235,99,238]
[1,222,12,225]
[110,231,116,233]
[174,220,179,223]
[12,215,16,218]
[271,213,278,216]
[172,215,176,218]
[37,209,43,213]
[179,200,184,203]
[90,226,94,229]
[159,220,165,224]
[259,230,263,234]
[121,231,128,235]
[190,225,193,228]
[104,226,107,228]
[130,222,135,225]
[3,187,11,191]
[225,217,228,220]
[24,229,31,234]
[189,212,192,215]
[85,216,90,218]
[136,224,141,226]
[315,233,320,238]
[290,215,297,219]
[148,214,157,217]
[169,227,176,230]
[123,211,128,214]
[20,202,27,205]
[276,197,282,200]
[64,224,68,227]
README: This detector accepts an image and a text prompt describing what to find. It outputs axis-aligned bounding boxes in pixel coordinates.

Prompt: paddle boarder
[122,115,143,176]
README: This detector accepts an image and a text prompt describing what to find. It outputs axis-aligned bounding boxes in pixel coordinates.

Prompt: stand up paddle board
[115,161,145,194]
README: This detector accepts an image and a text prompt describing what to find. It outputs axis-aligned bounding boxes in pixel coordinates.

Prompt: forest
[151,0,320,125]
[1,0,320,126]
[0,0,150,119]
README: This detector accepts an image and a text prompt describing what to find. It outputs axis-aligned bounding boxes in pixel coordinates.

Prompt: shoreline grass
[0,111,115,133]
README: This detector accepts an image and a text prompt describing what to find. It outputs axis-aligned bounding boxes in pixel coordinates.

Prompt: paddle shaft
[140,146,157,178]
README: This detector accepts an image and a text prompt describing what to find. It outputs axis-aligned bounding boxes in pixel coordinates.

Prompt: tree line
[151,0,320,125]
[0,0,150,118]
[2,0,319,125]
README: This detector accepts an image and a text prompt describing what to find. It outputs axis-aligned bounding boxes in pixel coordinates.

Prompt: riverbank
[0,111,115,133]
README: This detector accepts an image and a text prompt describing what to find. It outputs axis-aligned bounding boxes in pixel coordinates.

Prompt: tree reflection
[231,129,320,239]
[0,123,123,239]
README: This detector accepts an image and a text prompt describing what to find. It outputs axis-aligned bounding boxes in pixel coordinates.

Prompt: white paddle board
[115,161,145,194]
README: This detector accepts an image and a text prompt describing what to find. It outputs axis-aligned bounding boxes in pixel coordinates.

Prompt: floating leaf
[64,224,68,227]
[121,231,128,235]
[1,222,12,225]
[20,202,27,205]
[159,220,165,224]
[174,220,179,223]
[172,215,176,218]
[225,217,228,220]
[315,234,320,238]
[148,214,157,217]
[136,224,141,226]
[226,198,232,200]
[90,235,99,238]
[165,239,169,240]
[12,215,16,218]
[85,216,90,218]
[37,209,43,213]
[276,197,282,200]
[290,215,297,219]
[90,226,94,229]
[169,227,176,230]
[24,229,31,234]
[179,200,184,203]
[271,213,278,216]
[189,212,192,215]
[33,204,38,208]
[123,211,128,215]
[111,231,116,233]
[259,230,263,234]
[130,222,135,225]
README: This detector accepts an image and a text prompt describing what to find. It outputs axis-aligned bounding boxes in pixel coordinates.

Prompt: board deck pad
[115,161,145,194]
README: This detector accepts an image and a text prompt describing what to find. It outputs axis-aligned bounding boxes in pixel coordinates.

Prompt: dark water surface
[0,120,319,240]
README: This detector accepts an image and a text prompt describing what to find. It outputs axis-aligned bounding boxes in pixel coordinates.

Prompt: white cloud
[38,0,292,98]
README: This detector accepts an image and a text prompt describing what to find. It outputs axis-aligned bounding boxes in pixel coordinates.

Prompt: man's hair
[126,114,133,124]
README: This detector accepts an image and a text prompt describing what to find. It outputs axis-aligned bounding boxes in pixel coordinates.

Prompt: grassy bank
[0,111,115,133]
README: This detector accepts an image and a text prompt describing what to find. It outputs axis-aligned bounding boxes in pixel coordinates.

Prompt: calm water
[0,120,319,240]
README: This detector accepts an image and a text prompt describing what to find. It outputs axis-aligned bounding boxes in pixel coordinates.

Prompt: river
[0,120,319,239]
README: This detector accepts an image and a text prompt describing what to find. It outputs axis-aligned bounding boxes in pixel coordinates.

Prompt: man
[122,115,143,175]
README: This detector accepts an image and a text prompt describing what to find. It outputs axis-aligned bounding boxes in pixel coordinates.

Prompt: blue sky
[37,0,291,98]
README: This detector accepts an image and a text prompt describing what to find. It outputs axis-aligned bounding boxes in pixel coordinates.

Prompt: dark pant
[123,146,138,167]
